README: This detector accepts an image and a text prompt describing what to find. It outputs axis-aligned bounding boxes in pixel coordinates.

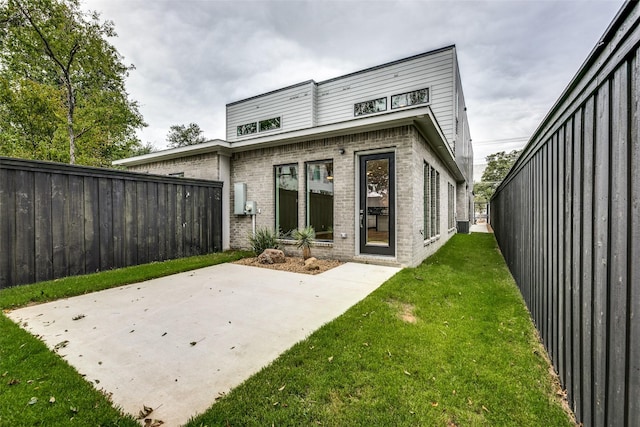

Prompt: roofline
[228,106,464,182]
[317,44,456,85]
[113,139,230,167]
[113,107,465,182]
[225,45,456,107]
[226,80,316,107]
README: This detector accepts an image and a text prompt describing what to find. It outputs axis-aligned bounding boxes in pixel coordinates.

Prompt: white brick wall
[230,125,458,266]
[126,153,221,181]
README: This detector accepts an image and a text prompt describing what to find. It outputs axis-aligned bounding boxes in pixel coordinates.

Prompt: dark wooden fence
[491,3,639,426]
[0,157,222,289]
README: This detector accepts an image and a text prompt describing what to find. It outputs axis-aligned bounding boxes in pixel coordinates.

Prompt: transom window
[237,116,281,137]
[354,97,387,116]
[237,122,257,136]
[259,117,281,132]
[392,88,430,109]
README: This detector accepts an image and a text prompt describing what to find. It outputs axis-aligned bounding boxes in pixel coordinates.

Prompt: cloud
[83,0,623,157]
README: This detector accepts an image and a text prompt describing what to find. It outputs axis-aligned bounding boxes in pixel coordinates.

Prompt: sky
[83,0,623,180]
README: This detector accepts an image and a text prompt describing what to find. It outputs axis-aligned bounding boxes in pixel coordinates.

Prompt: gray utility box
[234,183,247,215]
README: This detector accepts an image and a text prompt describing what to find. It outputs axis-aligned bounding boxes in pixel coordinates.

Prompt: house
[114,45,473,267]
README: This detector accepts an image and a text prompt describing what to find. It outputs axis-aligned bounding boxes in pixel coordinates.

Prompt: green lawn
[1,236,572,426]
[0,251,251,426]
[186,234,572,426]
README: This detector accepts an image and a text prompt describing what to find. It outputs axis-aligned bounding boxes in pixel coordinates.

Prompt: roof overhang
[113,139,231,167]
[113,107,465,182]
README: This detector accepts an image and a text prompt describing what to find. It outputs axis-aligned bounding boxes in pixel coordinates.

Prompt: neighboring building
[114,45,473,267]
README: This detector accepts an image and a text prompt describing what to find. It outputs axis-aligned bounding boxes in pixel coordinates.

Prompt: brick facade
[125,152,221,181]
[230,125,457,267]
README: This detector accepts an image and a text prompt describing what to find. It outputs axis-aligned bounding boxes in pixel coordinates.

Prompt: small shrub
[248,227,279,255]
[293,226,315,260]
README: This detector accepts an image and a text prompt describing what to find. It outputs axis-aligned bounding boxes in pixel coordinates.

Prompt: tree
[0,0,146,166]
[166,123,206,148]
[474,149,522,202]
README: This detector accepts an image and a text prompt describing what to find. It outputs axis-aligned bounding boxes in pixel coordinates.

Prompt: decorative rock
[304,257,320,271]
[258,249,285,264]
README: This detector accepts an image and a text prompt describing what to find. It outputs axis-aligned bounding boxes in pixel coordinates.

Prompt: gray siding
[226,81,315,142]
[225,47,458,148]
[316,49,455,142]
[491,3,640,426]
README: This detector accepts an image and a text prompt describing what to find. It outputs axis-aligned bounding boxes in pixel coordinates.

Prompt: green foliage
[0,0,146,166]
[293,226,315,259]
[188,234,572,426]
[0,251,252,310]
[167,123,206,148]
[475,149,522,201]
[248,227,280,255]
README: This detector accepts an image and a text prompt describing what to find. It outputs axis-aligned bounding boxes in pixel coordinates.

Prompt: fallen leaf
[144,419,164,427]
[54,340,69,351]
[190,341,197,346]
[328,356,334,362]
[403,370,411,376]
[49,396,56,404]
[27,397,38,405]
[8,379,19,386]
[70,406,78,413]
[138,404,154,419]
[273,401,279,406]
[431,402,439,407]
[482,405,489,412]
[72,314,85,321]
[278,385,286,391]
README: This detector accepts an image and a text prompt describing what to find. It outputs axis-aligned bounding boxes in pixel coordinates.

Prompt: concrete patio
[7,262,399,426]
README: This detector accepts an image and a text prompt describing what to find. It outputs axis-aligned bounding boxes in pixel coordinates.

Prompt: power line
[473,137,529,145]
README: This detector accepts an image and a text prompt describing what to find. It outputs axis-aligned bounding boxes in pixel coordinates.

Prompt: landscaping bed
[234,256,342,274]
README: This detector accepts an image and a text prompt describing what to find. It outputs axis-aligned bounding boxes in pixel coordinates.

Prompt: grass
[0,236,572,426]
[0,251,252,426]
[186,234,572,426]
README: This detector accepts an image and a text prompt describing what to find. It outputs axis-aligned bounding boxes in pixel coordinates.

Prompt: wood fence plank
[571,108,584,420]
[0,167,13,288]
[112,179,125,268]
[51,172,68,279]
[14,170,35,285]
[592,83,610,427]
[67,175,85,276]
[84,176,100,274]
[34,172,53,283]
[124,180,137,267]
[136,181,148,264]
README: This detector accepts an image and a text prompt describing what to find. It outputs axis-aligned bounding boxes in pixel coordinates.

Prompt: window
[306,161,334,241]
[168,172,184,177]
[423,162,440,241]
[237,122,257,136]
[391,88,429,109]
[354,97,387,116]
[448,183,455,230]
[259,117,281,132]
[275,164,298,237]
